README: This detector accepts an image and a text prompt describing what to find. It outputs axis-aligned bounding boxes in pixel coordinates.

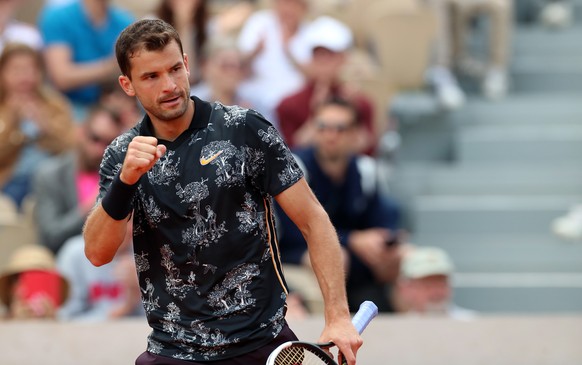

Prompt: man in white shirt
[237,0,313,123]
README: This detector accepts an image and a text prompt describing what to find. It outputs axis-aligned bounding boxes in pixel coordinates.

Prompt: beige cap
[0,245,69,306]
[400,247,454,279]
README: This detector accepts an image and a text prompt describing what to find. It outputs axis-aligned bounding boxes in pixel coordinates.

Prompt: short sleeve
[244,110,303,196]
[39,7,69,46]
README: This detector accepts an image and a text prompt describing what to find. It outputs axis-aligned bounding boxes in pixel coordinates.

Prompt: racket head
[266,341,337,365]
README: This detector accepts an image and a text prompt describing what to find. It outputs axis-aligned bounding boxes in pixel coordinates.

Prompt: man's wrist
[101,173,138,220]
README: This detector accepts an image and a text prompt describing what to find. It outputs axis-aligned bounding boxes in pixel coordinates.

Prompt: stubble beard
[145,89,190,122]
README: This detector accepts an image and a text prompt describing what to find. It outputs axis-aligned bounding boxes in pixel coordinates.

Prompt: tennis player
[83,19,362,365]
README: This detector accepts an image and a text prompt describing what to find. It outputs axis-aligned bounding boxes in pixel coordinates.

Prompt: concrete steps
[454,284,582,313]
[451,93,582,126]
[458,21,582,93]
[412,195,580,236]
[386,10,582,313]
[511,25,582,93]
[411,233,582,272]
[456,124,582,164]
[424,167,582,196]
[392,163,582,196]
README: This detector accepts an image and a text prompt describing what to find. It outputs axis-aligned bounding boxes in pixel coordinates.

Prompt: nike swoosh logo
[200,150,223,166]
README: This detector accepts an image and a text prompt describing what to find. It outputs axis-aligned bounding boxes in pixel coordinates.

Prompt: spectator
[0,244,70,320]
[152,0,255,86]
[425,0,467,110]
[0,0,43,53]
[210,0,256,36]
[32,105,124,255]
[57,219,143,321]
[44,0,76,6]
[38,0,134,121]
[425,0,512,105]
[0,43,75,209]
[237,0,313,124]
[190,36,269,114]
[391,246,476,319]
[276,96,404,313]
[99,80,144,130]
[450,0,513,100]
[276,15,376,155]
[153,0,210,86]
[539,0,573,29]
[551,204,582,242]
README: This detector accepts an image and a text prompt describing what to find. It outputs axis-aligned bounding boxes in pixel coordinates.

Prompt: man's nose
[161,73,177,91]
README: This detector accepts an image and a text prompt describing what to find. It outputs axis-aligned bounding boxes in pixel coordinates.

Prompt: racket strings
[274,346,332,365]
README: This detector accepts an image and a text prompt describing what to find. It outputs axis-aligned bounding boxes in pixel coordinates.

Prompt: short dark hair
[314,95,360,125]
[115,19,184,78]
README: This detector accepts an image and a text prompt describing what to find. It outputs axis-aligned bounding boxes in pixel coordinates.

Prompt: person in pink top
[32,104,125,254]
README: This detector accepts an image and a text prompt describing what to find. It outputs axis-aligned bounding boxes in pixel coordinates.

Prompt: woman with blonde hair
[0,43,75,209]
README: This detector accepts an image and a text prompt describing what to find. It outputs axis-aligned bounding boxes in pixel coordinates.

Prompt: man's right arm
[84,136,166,266]
[83,204,129,267]
[275,178,362,365]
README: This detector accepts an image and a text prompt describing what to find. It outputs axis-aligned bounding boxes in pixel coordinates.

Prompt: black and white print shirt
[98,96,303,361]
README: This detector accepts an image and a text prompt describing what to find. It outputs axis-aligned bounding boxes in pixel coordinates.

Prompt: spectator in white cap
[391,246,476,319]
[276,15,377,155]
[237,0,313,126]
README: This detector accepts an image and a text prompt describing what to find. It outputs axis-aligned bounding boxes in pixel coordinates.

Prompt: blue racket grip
[351,301,378,334]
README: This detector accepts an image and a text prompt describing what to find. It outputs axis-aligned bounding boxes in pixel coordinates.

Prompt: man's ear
[118,75,135,97]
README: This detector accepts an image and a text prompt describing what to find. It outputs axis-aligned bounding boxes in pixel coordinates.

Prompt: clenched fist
[120,136,167,185]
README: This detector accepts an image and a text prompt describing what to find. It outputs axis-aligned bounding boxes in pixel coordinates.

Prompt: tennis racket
[266,300,378,365]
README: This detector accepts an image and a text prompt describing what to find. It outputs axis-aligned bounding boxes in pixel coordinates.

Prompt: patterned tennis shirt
[98,96,304,361]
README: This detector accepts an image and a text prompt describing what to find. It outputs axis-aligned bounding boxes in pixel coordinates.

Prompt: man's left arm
[275,178,363,365]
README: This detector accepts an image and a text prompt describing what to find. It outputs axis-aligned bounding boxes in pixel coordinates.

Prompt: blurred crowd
[0,0,568,321]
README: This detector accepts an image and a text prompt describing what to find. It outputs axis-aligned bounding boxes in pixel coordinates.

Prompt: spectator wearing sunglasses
[32,104,125,255]
[190,36,271,121]
[276,96,405,313]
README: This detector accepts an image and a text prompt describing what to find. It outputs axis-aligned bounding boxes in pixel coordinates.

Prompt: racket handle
[351,301,378,334]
